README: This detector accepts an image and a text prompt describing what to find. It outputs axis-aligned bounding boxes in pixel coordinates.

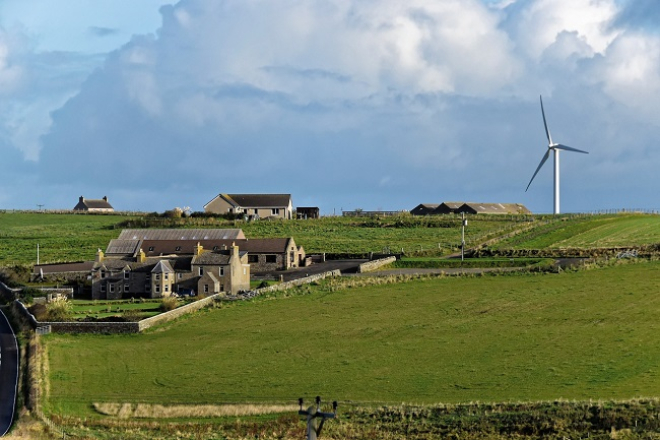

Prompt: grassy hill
[44,260,660,418]
[492,213,660,249]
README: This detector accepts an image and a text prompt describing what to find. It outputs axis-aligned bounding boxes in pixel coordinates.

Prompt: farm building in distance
[73,196,114,213]
[296,207,320,219]
[204,194,294,219]
[411,202,531,215]
[410,204,439,216]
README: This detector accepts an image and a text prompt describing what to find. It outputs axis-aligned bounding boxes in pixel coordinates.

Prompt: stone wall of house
[357,257,397,273]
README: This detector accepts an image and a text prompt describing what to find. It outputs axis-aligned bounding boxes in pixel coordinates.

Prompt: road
[0,309,18,437]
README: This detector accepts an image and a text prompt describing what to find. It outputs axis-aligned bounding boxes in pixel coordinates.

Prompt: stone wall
[257,270,341,293]
[138,294,220,331]
[357,256,397,273]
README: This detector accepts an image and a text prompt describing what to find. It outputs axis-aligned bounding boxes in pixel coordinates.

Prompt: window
[101,271,106,278]
[213,246,219,251]
[109,284,115,293]
[155,274,160,281]
[124,271,130,279]
[204,284,209,293]
[266,255,277,263]
[124,284,129,291]
[155,286,160,293]
[220,267,224,276]
[100,284,106,293]
[165,285,169,292]
[248,255,258,263]
[198,267,204,276]
[178,273,183,279]
[148,246,154,251]
[175,246,181,252]
[271,208,280,215]
[164,273,169,280]
[220,284,224,291]
[146,284,151,291]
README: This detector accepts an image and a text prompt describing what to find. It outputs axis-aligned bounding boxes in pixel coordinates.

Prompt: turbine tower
[525,95,588,214]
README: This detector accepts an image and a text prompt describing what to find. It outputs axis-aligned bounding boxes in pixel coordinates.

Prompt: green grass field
[44,261,660,418]
[494,213,660,249]
[0,211,520,266]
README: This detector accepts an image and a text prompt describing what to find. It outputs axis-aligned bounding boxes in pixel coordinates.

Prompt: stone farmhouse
[73,196,114,213]
[204,194,294,219]
[108,229,305,272]
[91,242,250,300]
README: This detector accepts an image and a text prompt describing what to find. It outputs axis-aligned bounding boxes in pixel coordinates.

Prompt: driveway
[0,309,18,437]
[255,259,368,282]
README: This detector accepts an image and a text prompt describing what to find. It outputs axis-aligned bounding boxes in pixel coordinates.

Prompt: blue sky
[0,0,658,214]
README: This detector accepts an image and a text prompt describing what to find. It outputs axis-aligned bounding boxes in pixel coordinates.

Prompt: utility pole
[37,244,40,265]
[298,396,337,440]
[461,212,467,262]
[37,204,44,210]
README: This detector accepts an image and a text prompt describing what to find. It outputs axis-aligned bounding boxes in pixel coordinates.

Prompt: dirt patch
[93,402,299,418]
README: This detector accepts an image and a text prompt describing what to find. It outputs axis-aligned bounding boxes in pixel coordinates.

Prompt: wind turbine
[525,95,588,214]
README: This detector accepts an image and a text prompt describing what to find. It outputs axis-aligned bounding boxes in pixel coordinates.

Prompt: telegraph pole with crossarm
[298,396,337,440]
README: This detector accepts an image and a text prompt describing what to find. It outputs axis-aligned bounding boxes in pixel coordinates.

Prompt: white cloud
[1,0,660,213]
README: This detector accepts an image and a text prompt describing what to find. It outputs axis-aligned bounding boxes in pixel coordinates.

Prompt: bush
[46,296,73,321]
[159,297,178,312]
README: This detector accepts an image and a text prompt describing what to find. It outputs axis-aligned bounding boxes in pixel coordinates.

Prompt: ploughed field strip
[44,261,660,417]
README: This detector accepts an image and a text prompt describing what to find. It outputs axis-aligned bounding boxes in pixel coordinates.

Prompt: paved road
[0,309,18,437]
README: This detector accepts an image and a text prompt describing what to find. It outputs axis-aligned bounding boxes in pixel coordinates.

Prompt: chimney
[231,242,239,258]
[96,248,104,263]
[137,248,146,263]
[195,242,204,256]
[103,196,108,202]
[79,196,84,203]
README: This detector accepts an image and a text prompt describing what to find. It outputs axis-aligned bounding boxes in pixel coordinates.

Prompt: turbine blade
[540,95,552,145]
[554,144,589,154]
[526,150,551,192]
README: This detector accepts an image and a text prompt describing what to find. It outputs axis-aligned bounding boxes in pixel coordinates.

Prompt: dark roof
[73,196,113,211]
[221,194,291,208]
[33,261,95,274]
[152,260,174,273]
[192,251,233,265]
[106,239,141,255]
[138,238,293,256]
[117,229,245,241]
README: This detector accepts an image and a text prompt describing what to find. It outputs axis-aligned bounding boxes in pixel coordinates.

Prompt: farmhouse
[204,194,294,220]
[105,236,305,273]
[73,196,114,213]
[91,242,250,300]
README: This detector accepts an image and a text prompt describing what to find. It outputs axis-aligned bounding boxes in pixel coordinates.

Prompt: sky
[0,0,659,215]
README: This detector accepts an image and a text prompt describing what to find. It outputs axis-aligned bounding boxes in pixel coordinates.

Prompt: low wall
[12,300,139,334]
[357,256,397,273]
[257,270,341,294]
[138,294,220,331]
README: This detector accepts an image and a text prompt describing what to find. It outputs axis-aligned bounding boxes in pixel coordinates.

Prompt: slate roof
[137,238,293,256]
[152,260,174,274]
[106,239,141,255]
[33,261,95,274]
[218,194,291,208]
[192,251,235,265]
[117,229,245,241]
[73,196,113,211]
